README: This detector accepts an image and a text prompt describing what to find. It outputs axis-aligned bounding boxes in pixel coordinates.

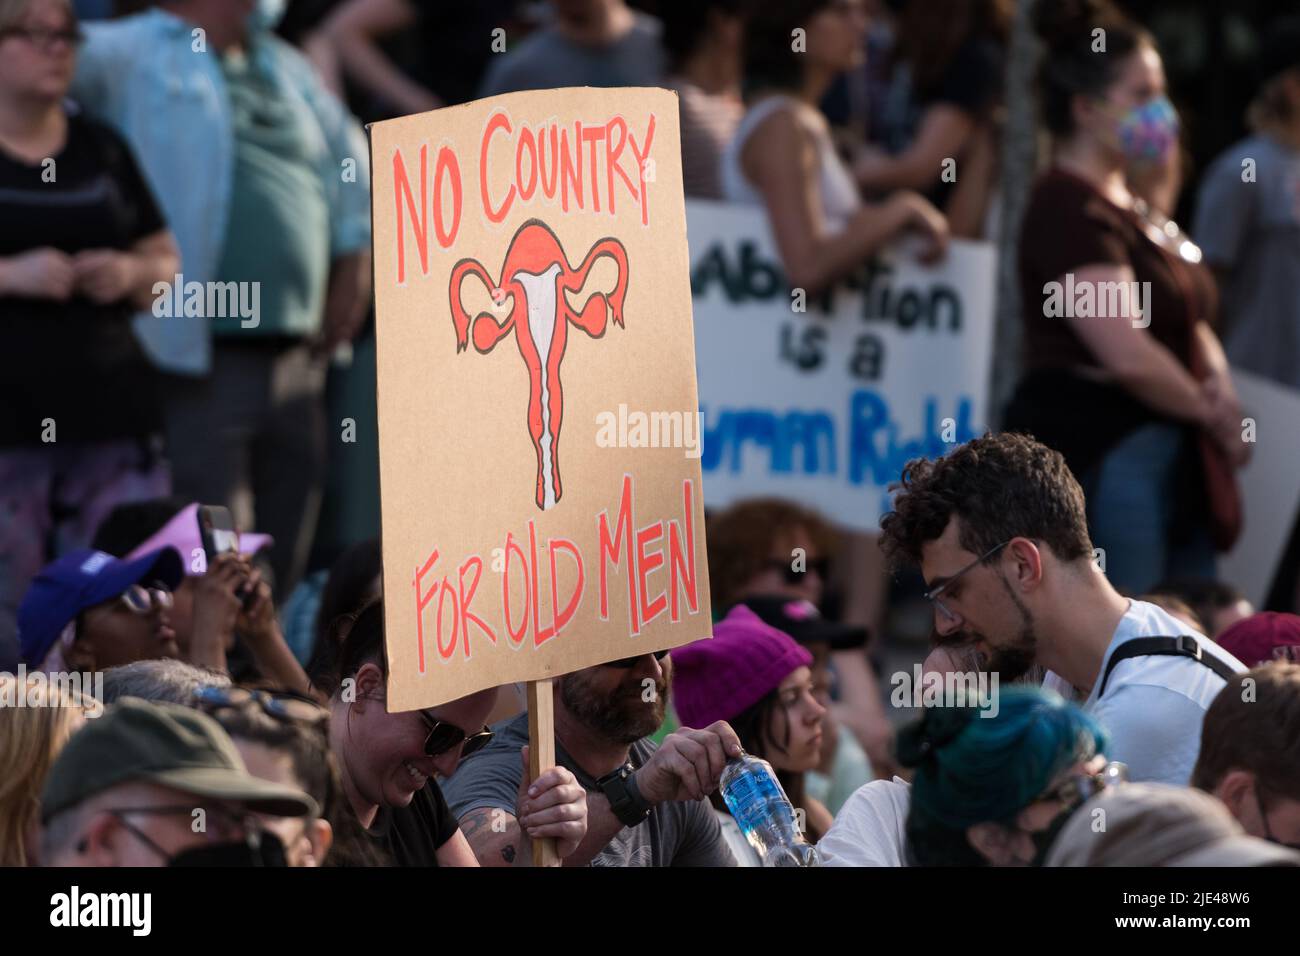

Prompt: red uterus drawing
[450,219,629,511]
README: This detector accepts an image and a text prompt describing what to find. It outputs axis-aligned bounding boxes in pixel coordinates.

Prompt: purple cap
[126,503,272,575]
[17,547,184,666]
[670,604,813,730]
[1216,612,1300,668]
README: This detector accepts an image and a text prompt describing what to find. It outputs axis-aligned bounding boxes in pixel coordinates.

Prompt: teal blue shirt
[212,48,329,338]
[71,9,370,372]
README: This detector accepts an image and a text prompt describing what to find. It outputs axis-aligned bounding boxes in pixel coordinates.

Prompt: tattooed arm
[458,807,527,867]
[457,747,589,866]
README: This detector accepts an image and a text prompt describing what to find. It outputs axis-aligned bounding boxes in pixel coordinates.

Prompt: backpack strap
[1097,635,1239,699]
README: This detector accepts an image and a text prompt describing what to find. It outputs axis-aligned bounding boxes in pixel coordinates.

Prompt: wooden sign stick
[527,679,561,867]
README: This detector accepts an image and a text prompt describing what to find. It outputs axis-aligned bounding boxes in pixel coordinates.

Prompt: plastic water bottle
[719,752,821,867]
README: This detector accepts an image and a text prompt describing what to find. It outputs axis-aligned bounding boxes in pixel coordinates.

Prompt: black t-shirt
[0,112,164,446]
[366,779,460,867]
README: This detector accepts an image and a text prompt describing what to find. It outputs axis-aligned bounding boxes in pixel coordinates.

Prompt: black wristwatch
[596,762,653,828]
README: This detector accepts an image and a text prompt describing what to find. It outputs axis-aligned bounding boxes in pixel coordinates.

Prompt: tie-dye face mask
[1114,95,1180,163]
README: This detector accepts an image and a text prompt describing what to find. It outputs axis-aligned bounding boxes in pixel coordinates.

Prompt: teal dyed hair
[898,686,1108,866]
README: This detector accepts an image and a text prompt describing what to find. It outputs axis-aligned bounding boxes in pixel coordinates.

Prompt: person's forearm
[1111,345,1212,425]
[1192,320,1231,380]
[127,235,180,310]
[247,627,313,697]
[187,622,229,673]
[560,792,627,867]
[333,32,438,114]
[859,152,941,193]
[782,199,910,294]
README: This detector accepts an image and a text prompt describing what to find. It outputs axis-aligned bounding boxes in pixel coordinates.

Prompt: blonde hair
[0,675,88,866]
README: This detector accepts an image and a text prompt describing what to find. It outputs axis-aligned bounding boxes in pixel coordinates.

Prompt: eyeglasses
[1038,760,1129,809]
[603,648,670,670]
[419,712,493,759]
[763,557,831,585]
[1255,788,1300,851]
[193,685,329,726]
[924,540,1012,622]
[1,25,85,52]
[117,582,173,615]
[108,803,257,841]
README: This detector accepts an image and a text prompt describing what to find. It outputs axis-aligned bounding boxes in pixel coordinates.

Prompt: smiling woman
[320,599,589,866]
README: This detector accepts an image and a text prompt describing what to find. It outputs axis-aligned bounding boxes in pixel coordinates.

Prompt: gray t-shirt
[440,712,737,867]
[478,12,666,97]
[1193,133,1300,388]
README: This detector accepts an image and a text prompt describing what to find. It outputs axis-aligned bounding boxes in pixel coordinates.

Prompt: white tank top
[720,94,861,230]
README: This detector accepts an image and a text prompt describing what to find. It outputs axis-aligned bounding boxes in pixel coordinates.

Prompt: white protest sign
[687,200,996,531]
[1218,369,1300,608]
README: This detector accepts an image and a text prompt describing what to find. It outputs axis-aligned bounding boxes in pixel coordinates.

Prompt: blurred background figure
[852,0,1011,238]
[661,0,744,200]
[707,498,892,781]
[1004,0,1247,595]
[478,0,665,97]
[1148,576,1254,639]
[721,0,947,295]
[311,0,527,121]
[70,0,372,601]
[1193,17,1300,617]
[0,0,179,671]
[0,676,89,865]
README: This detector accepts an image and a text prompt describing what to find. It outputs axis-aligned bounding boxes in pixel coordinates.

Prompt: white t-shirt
[816,777,911,867]
[1083,600,1243,786]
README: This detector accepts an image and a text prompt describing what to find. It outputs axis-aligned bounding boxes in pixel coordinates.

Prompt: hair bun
[896,705,977,768]
[1032,0,1122,51]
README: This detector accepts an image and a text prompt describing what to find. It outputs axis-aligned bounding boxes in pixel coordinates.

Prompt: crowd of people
[2,0,1300,868]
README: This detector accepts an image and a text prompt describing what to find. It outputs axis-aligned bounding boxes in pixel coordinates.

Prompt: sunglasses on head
[193,685,329,726]
[419,712,494,758]
[763,557,830,585]
[603,648,670,670]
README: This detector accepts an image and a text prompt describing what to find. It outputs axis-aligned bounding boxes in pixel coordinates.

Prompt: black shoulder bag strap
[1097,635,1239,699]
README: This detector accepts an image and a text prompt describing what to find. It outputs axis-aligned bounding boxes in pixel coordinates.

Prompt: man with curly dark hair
[879,432,1243,786]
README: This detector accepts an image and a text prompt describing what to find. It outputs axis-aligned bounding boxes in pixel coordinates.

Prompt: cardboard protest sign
[370,88,710,712]
[687,200,996,532]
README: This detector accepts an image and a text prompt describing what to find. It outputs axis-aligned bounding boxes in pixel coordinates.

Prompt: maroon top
[1018,166,1216,370]
[1005,167,1217,478]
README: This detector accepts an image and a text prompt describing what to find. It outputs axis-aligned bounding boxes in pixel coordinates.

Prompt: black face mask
[168,831,288,867]
[1029,804,1079,867]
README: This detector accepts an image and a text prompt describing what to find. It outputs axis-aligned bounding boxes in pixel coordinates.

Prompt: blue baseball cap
[17,547,184,667]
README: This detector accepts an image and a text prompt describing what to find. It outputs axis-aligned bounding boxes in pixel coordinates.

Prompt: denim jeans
[1080,422,1217,595]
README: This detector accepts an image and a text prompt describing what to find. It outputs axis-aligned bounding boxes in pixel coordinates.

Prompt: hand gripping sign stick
[449,218,630,512]
[450,219,629,865]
